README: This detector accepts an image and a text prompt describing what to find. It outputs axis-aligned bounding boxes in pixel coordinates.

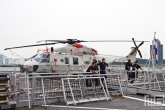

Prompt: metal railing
[0,67,165,109]
[1,72,122,109]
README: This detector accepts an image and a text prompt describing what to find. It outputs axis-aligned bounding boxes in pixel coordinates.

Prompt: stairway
[0,74,16,110]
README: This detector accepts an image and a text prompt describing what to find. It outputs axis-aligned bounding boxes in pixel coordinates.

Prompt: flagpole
[151,32,160,89]
[147,32,155,89]
[151,32,156,69]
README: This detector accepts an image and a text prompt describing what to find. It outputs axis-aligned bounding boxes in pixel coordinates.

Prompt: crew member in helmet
[124,56,129,65]
[126,56,129,62]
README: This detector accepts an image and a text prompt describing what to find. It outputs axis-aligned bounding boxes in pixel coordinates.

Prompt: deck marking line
[46,105,126,110]
[124,96,165,106]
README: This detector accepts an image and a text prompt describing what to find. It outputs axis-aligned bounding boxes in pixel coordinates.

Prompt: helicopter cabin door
[69,56,84,72]
[50,54,70,73]
[39,53,51,73]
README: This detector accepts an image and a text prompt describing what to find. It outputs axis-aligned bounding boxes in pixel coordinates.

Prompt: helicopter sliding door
[82,55,92,71]
[39,53,51,73]
[69,56,84,72]
[50,54,70,73]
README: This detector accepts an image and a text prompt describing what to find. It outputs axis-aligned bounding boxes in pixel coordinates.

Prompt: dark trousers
[100,71,107,83]
[131,72,138,78]
[86,78,99,87]
[127,71,131,80]
[86,74,99,87]
[127,71,138,79]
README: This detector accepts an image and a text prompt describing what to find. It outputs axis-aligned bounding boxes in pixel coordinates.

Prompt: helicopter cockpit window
[32,54,42,62]
[73,57,78,65]
[40,53,50,63]
[65,57,69,64]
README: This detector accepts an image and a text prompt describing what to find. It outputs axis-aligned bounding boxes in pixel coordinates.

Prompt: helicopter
[4,38,149,74]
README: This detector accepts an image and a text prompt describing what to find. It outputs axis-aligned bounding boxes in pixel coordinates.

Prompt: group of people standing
[85,57,143,86]
[125,59,143,82]
[86,58,108,87]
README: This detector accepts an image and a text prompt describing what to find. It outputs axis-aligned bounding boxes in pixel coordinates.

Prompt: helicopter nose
[24,59,39,65]
[23,60,39,72]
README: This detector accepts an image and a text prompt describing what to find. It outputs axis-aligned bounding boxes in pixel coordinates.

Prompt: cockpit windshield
[32,53,50,63]
[40,53,50,63]
[32,54,42,62]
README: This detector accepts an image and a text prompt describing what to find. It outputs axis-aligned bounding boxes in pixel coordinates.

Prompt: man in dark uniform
[132,61,143,78]
[124,56,129,65]
[94,60,99,71]
[94,60,99,86]
[93,58,97,63]
[86,62,99,87]
[98,58,108,83]
[125,59,133,80]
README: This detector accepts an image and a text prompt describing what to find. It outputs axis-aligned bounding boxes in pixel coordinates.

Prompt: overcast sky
[0,0,165,59]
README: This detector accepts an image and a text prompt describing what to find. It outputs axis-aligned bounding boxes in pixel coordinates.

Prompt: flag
[152,36,158,64]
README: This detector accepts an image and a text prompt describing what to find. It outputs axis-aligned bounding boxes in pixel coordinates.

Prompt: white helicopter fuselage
[21,44,138,74]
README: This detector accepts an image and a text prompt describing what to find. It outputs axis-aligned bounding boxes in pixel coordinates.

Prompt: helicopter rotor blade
[37,40,66,43]
[132,38,138,47]
[136,41,144,49]
[5,38,149,50]
[4,43,56,50]
[130,38,144,58]
[85,40,149,42]
[138,50,142,58]
[37,39,150,44]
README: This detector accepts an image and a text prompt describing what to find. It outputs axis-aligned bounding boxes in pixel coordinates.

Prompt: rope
[9,50,24,59]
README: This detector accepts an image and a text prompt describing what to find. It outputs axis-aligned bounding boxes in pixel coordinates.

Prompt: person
[94,60,99,71]
[126,56,129,62]
[132,61,143,78]
[97,58,108,83]
[124,56,129,65]
[94,60,99,86]
[125,59,133,80]
[86,62,99,87]
[93,58,97,62]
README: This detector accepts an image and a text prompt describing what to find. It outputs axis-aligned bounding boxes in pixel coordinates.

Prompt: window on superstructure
[65,57,69,64]
[73,57,78,65]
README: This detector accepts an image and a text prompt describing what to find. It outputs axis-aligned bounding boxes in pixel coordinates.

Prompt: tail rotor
[129,38,144,58]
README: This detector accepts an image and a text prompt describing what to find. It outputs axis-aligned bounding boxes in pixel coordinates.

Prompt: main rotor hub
[66,39,84,44]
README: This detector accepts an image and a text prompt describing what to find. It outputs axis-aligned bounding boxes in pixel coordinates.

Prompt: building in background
[150,39,163,64]
[0,54,26,65]
[0,54,3,64]
[0,54,7,64]
[3,56,7,64]
[4,58,25,65]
